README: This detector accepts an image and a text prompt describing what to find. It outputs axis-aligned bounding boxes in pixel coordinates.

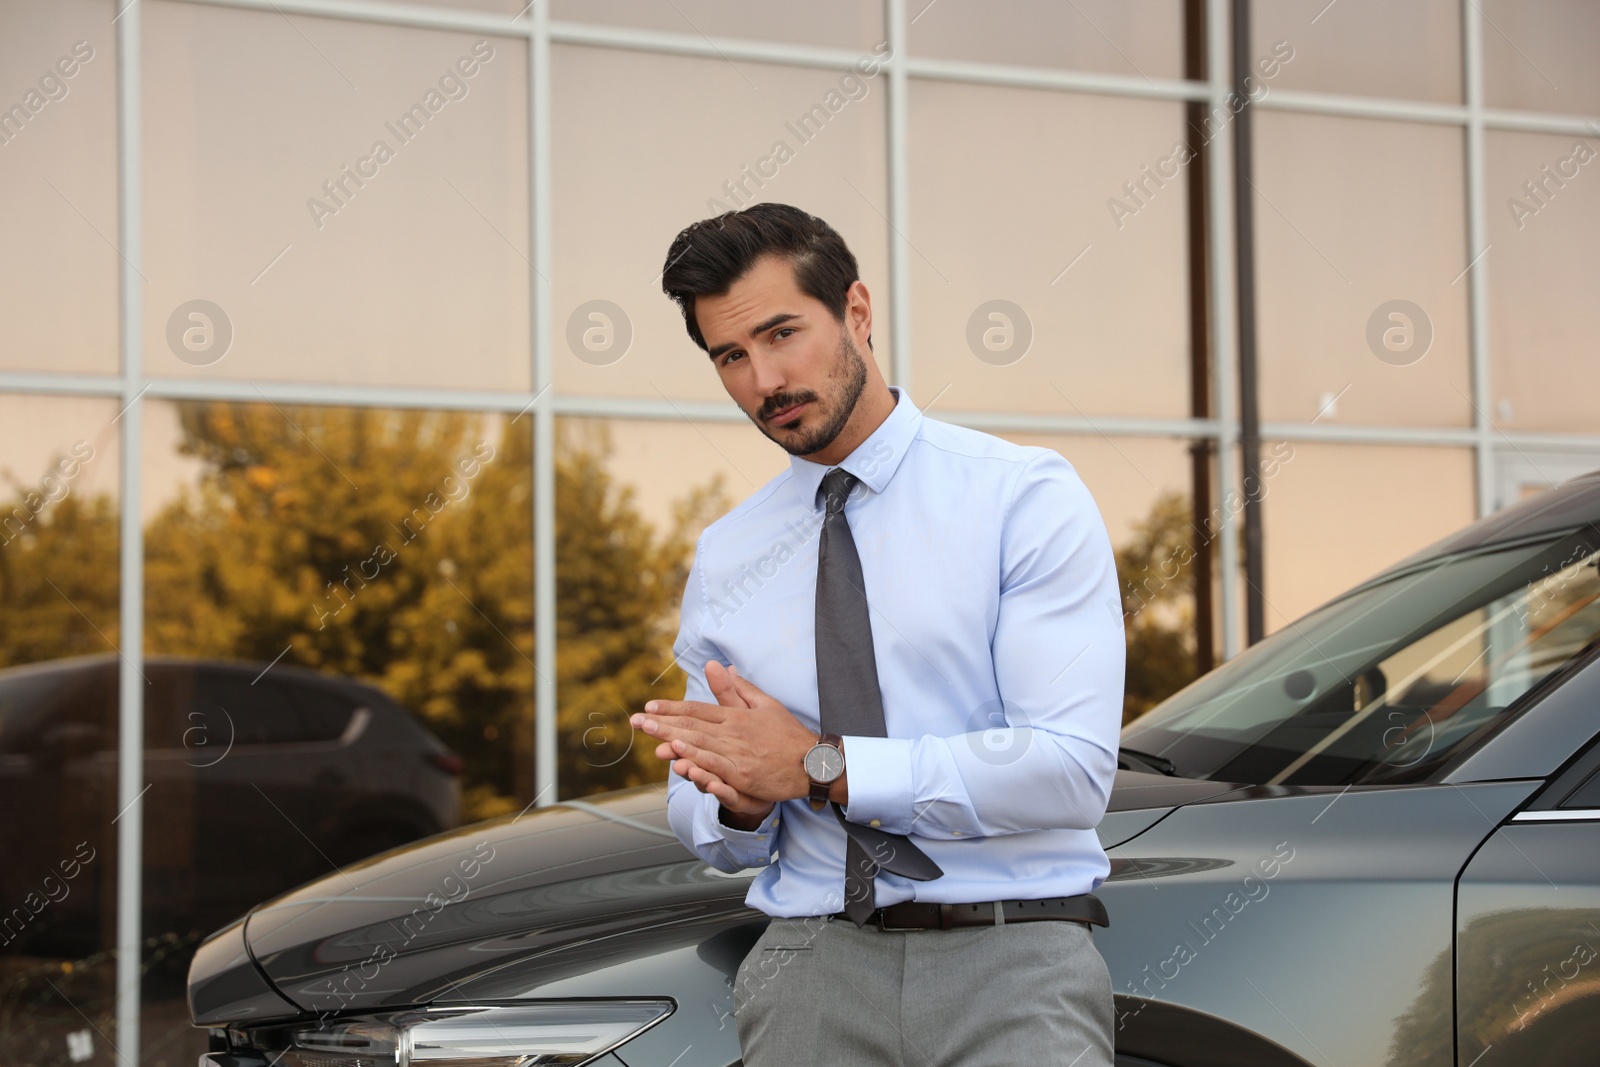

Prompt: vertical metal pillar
[1183,0,1217,673]
[113,1,146,1060]
[1231,0,1265,646]
[530,8,557,805]
[1207,0,1243,659]
[885,0,913,394]
[1461,0,1495,517]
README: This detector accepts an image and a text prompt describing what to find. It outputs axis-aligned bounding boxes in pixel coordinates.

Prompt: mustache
[760,392,818,420]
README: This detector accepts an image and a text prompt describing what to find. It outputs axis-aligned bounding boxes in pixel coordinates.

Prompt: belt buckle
[872,904,917,932]
[874,909,921,932]
[876,902,949,931]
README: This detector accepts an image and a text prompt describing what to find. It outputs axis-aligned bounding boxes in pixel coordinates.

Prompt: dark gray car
[0,654,461,957]
[188,470,1600,1067]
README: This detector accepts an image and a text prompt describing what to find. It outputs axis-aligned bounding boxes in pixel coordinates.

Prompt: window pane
[997,433,1202,720]
[1485,129,1600,434]
[0,394,121,1060]
[137,398,532,1061]
[1481,0,1600,114]
[552,46,889,403]
[1250,0,1460,103]
[908,0,1183,80]
[909,82,1190,417]
[0,0,118,375]
[1254,111,1471,427]
[142,2,530,390]
[551,0,885,52]
[554,416,785,796]
[1260,443,1477,631]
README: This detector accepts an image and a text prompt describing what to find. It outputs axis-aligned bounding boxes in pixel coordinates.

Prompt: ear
[845,279,872,349]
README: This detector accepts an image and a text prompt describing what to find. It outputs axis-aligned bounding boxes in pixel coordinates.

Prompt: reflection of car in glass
[188,471,1600,1067]
[0,655,461,956]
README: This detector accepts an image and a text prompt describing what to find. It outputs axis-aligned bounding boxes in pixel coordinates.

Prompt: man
[631,202,1124,1065]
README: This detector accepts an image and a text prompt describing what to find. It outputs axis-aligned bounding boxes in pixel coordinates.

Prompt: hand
[634,662,818,807]
[673,663,773,824]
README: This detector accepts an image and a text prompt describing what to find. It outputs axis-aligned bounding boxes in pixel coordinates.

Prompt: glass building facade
[0,0,1596,1062]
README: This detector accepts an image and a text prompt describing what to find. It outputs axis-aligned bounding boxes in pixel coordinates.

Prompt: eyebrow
[707,313,802,360]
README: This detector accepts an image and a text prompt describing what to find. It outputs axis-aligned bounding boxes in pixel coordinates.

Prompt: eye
[720,350,745,367]
[774,327,796,341]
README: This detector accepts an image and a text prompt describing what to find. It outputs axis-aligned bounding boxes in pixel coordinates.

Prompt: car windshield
[1122,526,1600,786]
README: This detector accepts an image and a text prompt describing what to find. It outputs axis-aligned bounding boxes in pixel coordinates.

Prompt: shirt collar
[788,385,923,512]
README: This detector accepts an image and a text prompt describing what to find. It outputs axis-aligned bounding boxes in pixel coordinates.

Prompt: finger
[634,712,712,743]
[639,718,719,754]
[663,739,723,769]
[725,667,775,708]
[666,735,738,782]
[705,660,752,710]
[682,760,726,797]
[639,699,727,724]
[671,757,719,794]
[704,777,744,810]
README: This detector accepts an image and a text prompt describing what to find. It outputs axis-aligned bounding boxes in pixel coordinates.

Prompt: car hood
[207,773,1245,1022]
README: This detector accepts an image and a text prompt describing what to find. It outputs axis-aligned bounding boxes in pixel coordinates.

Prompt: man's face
[695,254,871,457]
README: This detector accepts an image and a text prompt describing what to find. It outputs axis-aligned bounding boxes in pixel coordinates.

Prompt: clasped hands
[631,661,848,830]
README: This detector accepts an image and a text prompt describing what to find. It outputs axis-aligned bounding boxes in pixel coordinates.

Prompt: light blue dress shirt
[665,385,1126,917]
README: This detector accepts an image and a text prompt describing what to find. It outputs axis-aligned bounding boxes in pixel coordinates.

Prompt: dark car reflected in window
[1122,528,1600,786]
[0,656,461,960]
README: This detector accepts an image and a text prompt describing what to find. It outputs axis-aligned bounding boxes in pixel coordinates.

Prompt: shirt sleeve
[664,529,783,873]
[840,450,1125,839]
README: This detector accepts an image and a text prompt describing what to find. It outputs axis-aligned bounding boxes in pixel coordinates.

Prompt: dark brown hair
[660,203,869,352]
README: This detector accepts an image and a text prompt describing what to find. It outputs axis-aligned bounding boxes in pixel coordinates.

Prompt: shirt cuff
[693,791,780,868]
[838,734,914,834]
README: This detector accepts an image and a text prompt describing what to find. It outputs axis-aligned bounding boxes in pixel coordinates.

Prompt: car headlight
[214,1001,674,1067]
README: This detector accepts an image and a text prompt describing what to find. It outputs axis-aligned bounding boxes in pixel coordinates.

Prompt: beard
[750,329,869,457]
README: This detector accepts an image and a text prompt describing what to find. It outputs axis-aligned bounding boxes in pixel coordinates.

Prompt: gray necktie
[815,468,943,927]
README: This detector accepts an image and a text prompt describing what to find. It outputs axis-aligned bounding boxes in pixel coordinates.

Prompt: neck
[808,382,895,466]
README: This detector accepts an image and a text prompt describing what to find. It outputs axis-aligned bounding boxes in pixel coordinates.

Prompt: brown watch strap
[808,732,844,811]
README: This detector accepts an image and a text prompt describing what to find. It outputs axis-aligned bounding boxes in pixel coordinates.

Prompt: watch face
[805,743,844,782]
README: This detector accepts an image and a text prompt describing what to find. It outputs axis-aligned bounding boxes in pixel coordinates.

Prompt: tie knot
[819,469,858,515]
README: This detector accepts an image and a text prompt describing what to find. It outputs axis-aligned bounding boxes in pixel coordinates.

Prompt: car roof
[0,651,396,708]
[1365,466,1600,582]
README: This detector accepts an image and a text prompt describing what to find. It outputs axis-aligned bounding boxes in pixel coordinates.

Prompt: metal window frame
[2,0,1595,1056]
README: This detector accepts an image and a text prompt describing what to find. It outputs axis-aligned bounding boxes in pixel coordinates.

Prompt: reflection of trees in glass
[0,488,119,668]
[554,419,726,804]
[3,431,1201,804]
[1116,490,1201,725]
[1389,907,1600,1066]
[0,404,726,820]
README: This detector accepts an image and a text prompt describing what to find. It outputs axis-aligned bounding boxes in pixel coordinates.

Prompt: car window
[0,670,81,754]
[0,665,115,755]
[294,685,356,742]
[145,667,306,749]
[1123,528,1600,786]
[198,673,307,746]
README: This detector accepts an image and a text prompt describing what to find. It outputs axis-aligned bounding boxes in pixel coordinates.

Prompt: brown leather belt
[831,893,1109,931]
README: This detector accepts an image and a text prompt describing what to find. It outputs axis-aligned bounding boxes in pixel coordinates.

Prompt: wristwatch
[804,732,846,811]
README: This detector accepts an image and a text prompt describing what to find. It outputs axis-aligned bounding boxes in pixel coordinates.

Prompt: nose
[746,349,788,404]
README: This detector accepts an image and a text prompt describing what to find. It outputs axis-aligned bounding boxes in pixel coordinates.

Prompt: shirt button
[772,818,780,827]
[952,830,963,836]
[869,819,882,828]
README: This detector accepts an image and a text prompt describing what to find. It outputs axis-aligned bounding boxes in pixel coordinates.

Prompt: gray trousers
[733,914,1115,1066]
